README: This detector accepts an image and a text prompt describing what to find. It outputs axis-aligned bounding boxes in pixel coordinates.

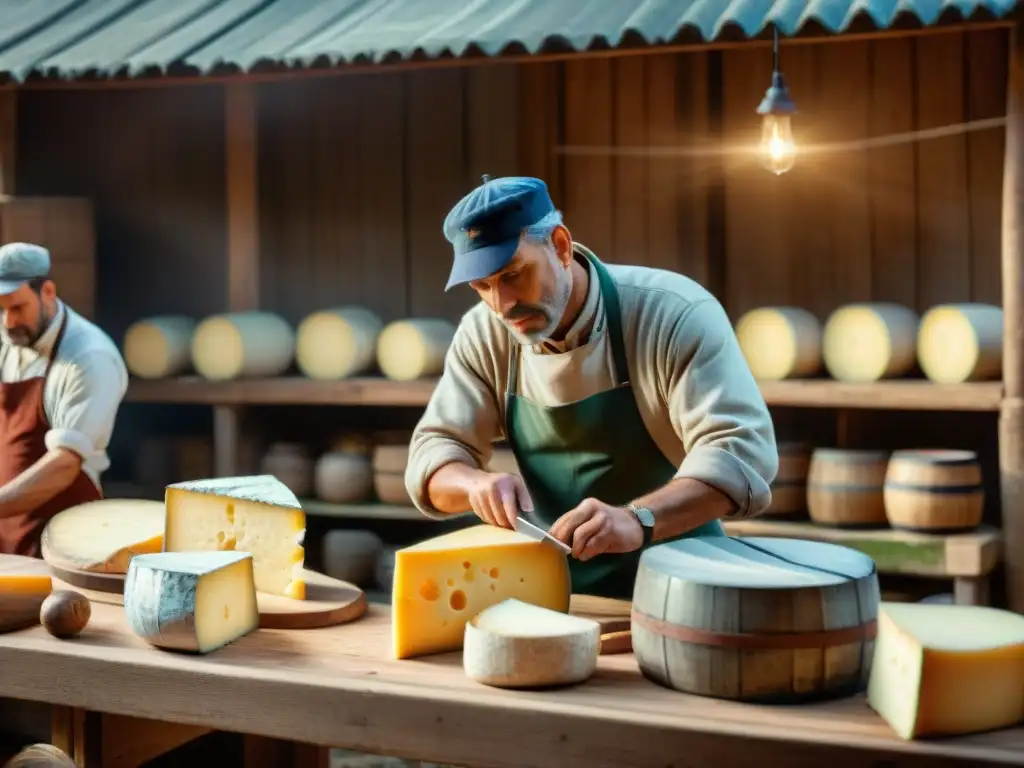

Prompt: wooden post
[1001,18,1024,613]
[0,90,15,197]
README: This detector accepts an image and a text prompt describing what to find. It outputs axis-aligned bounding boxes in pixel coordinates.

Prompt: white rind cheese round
[260,443,315,499]
[464,598,601,688]
[822,303,919,382]
[917,303,1003,384]
[123,551,259,654]
[124,316,196,379]
[735,307,822,380]
[314,451,374,504]
[376,319,456,381]
[41,499,165,574]
[296,306,384,380]
[191,312,295,381]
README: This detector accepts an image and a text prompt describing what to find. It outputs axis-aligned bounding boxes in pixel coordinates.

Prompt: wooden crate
[0,197,95,319]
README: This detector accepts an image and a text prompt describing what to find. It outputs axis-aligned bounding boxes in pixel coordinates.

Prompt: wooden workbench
[0,604,1020,768]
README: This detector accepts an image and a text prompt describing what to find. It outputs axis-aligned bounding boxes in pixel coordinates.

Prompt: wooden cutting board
[569,594,632,654]
[0,555,52,633]
[43,558,366,630]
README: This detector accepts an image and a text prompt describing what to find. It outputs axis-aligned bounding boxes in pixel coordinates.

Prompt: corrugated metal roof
[0,0,1016,82]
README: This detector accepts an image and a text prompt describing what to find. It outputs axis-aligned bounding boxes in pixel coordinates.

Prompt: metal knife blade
[515,517,571,555]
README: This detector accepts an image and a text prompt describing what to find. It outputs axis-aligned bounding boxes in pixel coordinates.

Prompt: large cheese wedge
[464,599,600,688]
[376,318,456,382]
[734,307,822,380]
[822,303,919,382]
[392,525,571,659]
[191,312,295,381]
[867,602,1024,739]
[123,316,196,379]
[124,551,259,654]
[164,475,306,599]
[296,307,383,380]
[917,303,1003,384]
[41,499,164,574]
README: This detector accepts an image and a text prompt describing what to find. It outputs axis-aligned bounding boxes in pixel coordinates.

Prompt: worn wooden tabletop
[0,603,1020,768]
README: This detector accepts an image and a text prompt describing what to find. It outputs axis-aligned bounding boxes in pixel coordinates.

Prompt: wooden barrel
[807,449,889,527]
[883,450,984,533]
[631,536,878,703]
[765,442,811,518]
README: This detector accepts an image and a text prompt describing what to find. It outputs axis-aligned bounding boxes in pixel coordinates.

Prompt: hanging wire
[772,25,780,73]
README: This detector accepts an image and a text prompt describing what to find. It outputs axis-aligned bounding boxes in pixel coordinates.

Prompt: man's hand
[467,472,534,529]
[549,498,644,561]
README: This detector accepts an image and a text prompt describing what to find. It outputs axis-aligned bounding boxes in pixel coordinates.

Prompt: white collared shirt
[0,300,128,488]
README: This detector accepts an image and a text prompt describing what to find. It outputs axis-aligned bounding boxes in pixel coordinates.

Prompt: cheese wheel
[296,307,384,380]
[376,319,456,381]
[463,599,601,688]
[917,303,1003,384]
[123,316,196,379]
[735,307,822,380]
[191,312,295,381]
[315,451,373,504]
[260,443,315,499]
[822,303,919,382]
[372,444,409,474]
[41,499,165,574]
[867,602,1024,739]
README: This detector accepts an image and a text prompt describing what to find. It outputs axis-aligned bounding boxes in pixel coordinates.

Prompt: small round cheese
[735,307,822,380]
[822,303,919,382]
[191,312,295,381]
[123,316,196,379]
[296,307,383,380]
[314,451,373,503]
[376,319,455,381]
[917,303,1003,384]
[463,598,601,688]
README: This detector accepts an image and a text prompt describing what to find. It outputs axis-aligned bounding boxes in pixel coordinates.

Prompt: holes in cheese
[735,307,822,381]
[190,312,295,381]
[376,319,456,382]
[123,316,196,379]
[464,599,601,688]
[867,602,1024,740]
[124,551,259,654]
[917,303,1003,384]
[296,307,383,380]
[392,525,571,659]
[41,499,165,574]
[822,303,919,382]
[164,475,306,600]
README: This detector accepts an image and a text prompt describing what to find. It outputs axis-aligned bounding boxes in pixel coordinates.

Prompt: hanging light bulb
[756,26,797,175]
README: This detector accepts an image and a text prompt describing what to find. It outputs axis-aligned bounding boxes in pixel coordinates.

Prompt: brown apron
[0,314,102,556]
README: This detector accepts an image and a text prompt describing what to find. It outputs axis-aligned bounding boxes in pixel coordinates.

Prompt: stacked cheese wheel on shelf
[377,318,456,381]
[315,435,374,504]
[296,306,383,380]
[917,303,1002,383]
[123,316,197,379]
[822,303,919,382]
[372,444,413,505]
[735,307,822,380]
[191,311,295,381]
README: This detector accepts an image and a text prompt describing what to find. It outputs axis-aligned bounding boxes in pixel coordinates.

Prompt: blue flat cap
[443,175,555,291]
[0,242,50,296]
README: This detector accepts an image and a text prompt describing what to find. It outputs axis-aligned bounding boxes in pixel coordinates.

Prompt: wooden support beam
[1001,17,1024,613]
[0,90,15,197]
[225,82,259,312]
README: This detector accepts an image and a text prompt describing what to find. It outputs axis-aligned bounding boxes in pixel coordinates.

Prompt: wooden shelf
[302,500,437,521]
[126,376,1003,411]
[723,518,1002,578]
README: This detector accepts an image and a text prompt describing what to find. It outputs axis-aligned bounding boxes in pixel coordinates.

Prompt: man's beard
[4,306,49,348]
[501,268,572,345]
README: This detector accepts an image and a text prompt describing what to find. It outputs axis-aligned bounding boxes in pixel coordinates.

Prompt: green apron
[504,251,726,599]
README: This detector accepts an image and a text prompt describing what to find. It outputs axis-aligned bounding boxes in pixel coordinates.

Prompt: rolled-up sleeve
[45,351,128,462]
[405,320,503,518]
[666,299,778,518]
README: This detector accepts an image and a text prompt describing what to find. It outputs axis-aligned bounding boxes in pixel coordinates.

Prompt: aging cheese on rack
[190,312,295,381]
[376,319,456,382]
[867,602,1024,739]
[124,551,259,654]
[260,443,315,499]
[296,307,384,380]
[734,307,822,381]
[464,599,601,688]
[41,499,165,573]
[315,451,374,504]
[917,303,1003,384]
[123,316,196,379]
[164,475,306,599]
[392,525,571,659]
[822,303,919,382]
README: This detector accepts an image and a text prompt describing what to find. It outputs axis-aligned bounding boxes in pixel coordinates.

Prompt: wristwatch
[627,503,656,547]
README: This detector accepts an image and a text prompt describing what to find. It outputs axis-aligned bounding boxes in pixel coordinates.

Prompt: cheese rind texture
[190,312,295,381]
[822,303,919,382]
[42,499,165,573]
[164,475,306,599]
[124,551,259,653]
[735,306,822,381]
[376,319,455,382]
[392,525,571,659]
[867,602,1024,739]
[296,307,383,380]
[464,599,600,688]
[123,315,196,379]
